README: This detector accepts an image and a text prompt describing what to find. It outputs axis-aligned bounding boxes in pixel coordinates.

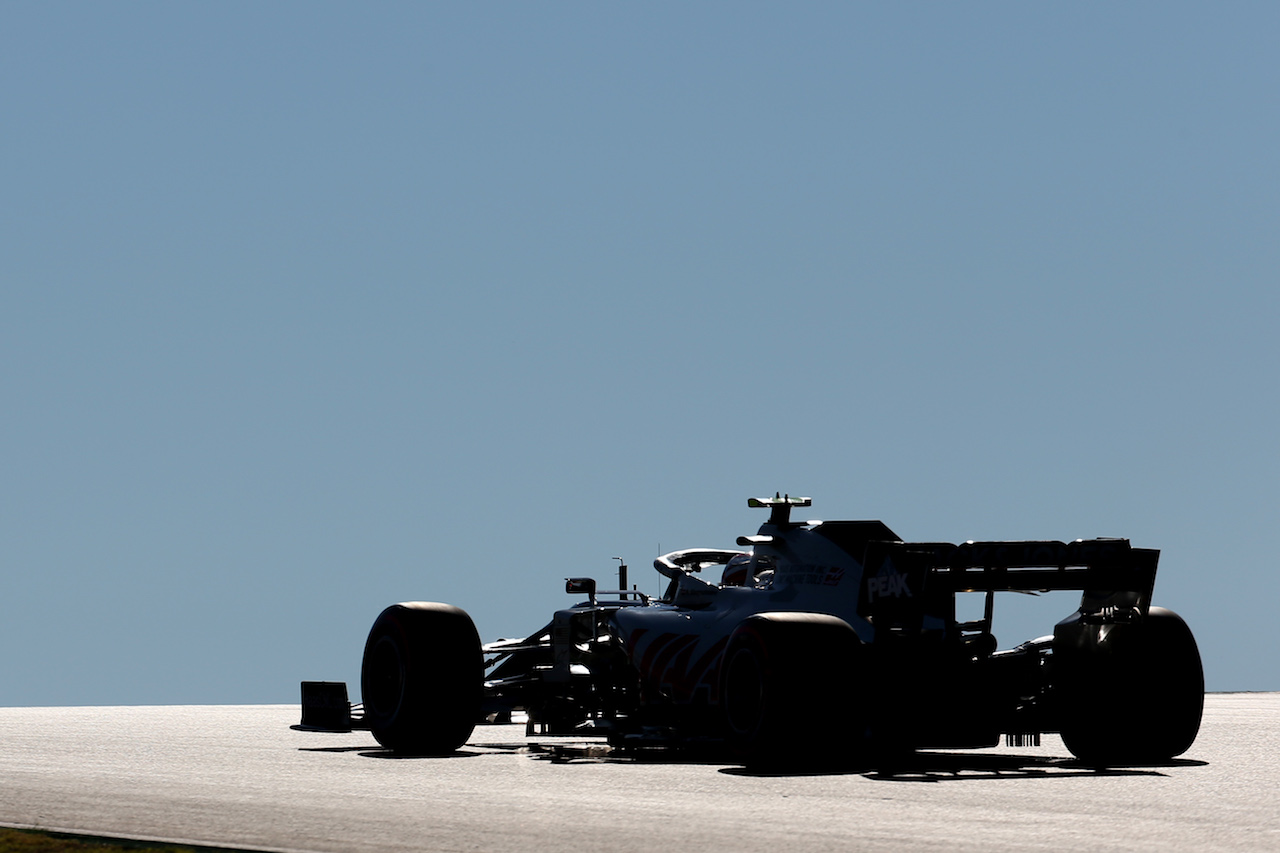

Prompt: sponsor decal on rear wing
[859,538,1159,620]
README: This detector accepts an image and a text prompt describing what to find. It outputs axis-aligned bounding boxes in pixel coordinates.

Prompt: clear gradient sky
[3,2,1277,705]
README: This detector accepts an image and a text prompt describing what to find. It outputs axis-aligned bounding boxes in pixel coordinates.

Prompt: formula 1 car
[299,495,1204,766]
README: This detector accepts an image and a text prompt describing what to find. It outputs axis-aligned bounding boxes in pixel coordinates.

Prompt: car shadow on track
[297,738,1207,780]
[296,745,489,759]
[499,741,1211,780]
[722,752,1208,781]
[507,741,1209,780]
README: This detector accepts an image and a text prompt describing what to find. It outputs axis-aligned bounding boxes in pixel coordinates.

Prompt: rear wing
[860,538,1159,624]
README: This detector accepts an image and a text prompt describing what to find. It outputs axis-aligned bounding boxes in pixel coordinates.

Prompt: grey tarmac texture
[0,695,1276,853]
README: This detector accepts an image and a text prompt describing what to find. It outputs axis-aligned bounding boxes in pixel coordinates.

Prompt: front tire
[361,602,482,754]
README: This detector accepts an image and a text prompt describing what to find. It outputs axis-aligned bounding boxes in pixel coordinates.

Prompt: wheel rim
[364,635,405,718]
[724,647,765,736]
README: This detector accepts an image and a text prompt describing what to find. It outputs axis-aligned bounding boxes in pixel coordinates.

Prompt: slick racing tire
[1054,606,1204,766]
[361,601,482,754]
[720,613,864,768]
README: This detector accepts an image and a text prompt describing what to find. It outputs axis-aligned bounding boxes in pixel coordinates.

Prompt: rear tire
[361,602,482,754]
[720,613,864,767]
[1054,606,1203,765]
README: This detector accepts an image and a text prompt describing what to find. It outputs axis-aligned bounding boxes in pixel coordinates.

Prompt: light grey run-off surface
[1,695,1276,852]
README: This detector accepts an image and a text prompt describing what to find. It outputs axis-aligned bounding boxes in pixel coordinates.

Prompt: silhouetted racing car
[299,495,1203,766]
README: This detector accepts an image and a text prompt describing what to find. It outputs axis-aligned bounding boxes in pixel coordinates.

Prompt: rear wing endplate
[863,538,1159,614]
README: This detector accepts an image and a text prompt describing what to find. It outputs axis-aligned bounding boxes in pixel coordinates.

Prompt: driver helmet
[721,553,753,586]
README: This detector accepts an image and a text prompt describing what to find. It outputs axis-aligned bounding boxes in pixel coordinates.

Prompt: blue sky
[2,2,1276,704]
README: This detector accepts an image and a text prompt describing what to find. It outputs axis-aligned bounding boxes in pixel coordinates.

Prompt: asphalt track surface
[1,695,1276,853]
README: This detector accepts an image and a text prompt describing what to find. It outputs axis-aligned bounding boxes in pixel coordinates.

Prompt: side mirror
[565,577,597,604]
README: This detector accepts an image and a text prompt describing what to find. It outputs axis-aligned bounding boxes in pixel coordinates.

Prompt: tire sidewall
[360,602,482,754]
[1055,606,1204,764]
[720,613,863,766]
